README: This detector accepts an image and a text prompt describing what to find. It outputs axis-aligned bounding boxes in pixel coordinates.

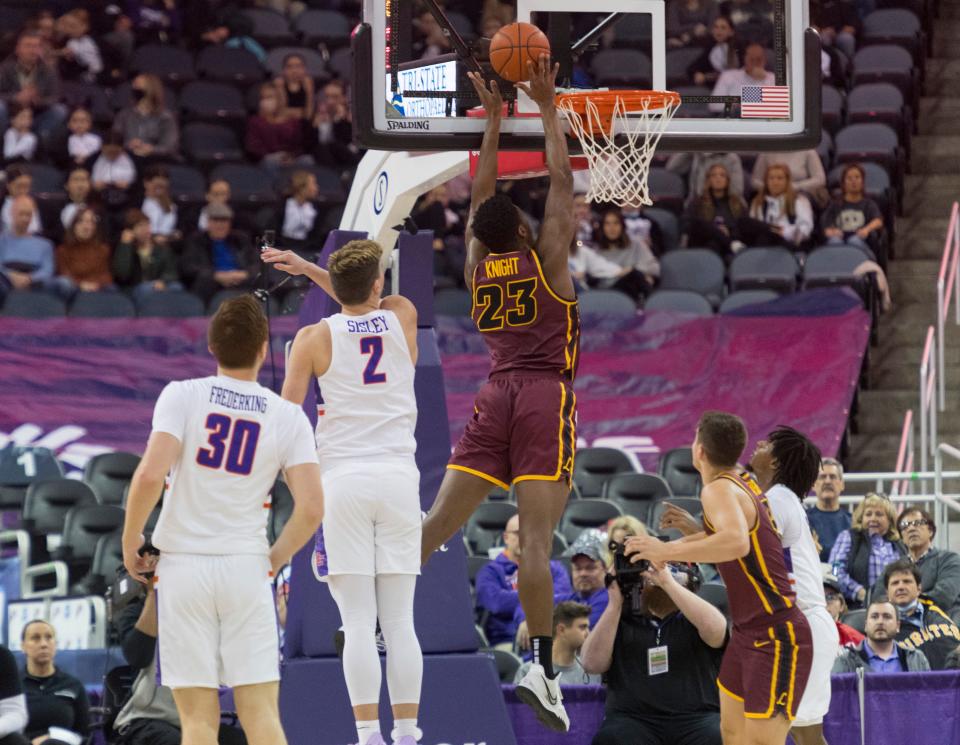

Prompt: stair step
[909,135,960,173]
[918,98,960,134]
[856,389,959,433]
[902,175,960,217]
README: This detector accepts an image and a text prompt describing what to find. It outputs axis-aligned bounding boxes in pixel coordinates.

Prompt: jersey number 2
[196,414,261,475]
[360,336,387,384]
[475,278,538,331]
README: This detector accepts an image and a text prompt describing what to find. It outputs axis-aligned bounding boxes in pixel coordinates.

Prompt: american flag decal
[740,85,791,118]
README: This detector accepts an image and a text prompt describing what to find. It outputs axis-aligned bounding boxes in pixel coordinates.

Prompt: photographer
[113,561,247,745]
[581,555,727,745]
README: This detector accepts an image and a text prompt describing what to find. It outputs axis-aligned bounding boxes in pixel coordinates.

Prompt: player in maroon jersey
[419,56,578,732]
[625,412,813,745]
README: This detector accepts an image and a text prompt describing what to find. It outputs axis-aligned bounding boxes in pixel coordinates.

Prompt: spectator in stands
[666,0,718,48]
[92,131,136,209]
[412,184,466,287]
[246,82,309,169]
[197,178,231,233]
[181,203,258,302]
[810,0,860,61]
[881,558,960,669]
[0,643,28,745]
[113,73,179,161]
[313,80,359,168]
[560,531,611,628]
[475,513,572,650]
[832,598,930,672]
[53,207,113,297]
[128,0,182,45]
[3,105,37,163]
[807,457,850,561]
[829,492,905,607]
[140,165,179,242]
[591,207,658,303]
[666,151,745,201]
[824,572,866,646]
[55,9,103,84]
[0,196,53,295]
[200,10,267,63]
[65,108,102,168]
[871,507,960,621]
[603,515,649,568]
[114,575,247,745]
[687,16,740,87]
[275,53,315,122]
[114,207,182,300]
[0,31,67,137]
[27,10,57,63]
[61,168,96,232]
[568,239,634,296]
[709,43,773,112]
[514,602,601,685]
[820,163,885,260]
[751,150,828,207]
[276,170,321,252]
[582,561,726,745]
[415,10,453,59]
[20,620,90,744]
[746,164,814,249]
[1,167,41,236]
[682,163,749,256]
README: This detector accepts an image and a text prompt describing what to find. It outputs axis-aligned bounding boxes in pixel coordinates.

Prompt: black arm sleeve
[0,647,21,698]
[116,597,157,671]
[72,680,90,736]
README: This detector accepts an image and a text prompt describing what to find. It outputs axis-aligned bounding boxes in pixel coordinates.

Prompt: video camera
[607,538,703,615]
[107,540,160,621]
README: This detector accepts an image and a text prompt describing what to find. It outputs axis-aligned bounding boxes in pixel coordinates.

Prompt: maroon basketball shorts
[718,613,813,720]
[447,373,576,489]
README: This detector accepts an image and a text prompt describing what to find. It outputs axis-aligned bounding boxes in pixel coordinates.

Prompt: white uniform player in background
[264,240,424,745]
[122,295,325,745]
[749,426,840,745]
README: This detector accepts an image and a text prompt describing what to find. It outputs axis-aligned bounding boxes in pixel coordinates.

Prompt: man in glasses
[871,507,960,623]
[806,458,850,562]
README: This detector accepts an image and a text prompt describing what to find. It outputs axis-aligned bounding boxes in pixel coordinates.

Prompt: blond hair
[851,492,900,542]
[328,240,383,305]
[603,515,649,567]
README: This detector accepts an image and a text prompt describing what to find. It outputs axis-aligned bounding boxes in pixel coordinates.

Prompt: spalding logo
[387,119,431,131]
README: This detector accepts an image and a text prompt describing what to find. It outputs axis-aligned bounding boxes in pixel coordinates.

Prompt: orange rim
[556,89,681,133]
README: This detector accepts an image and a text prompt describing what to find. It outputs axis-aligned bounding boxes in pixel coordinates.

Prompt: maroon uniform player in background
[626,412,813,745]
[420,56,579,733]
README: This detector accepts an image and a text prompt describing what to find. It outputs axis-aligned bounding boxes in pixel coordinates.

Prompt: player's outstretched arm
[261,248,340,302]
[464,72,502,288]
[281,324,331,404]
[517,55,576,300]
[122,432,180,583]
[270,462,325,575]
[624,482,750,565]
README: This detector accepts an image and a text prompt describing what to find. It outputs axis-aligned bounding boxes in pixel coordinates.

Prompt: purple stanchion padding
[280,655,517,745]
[396,231,437,328]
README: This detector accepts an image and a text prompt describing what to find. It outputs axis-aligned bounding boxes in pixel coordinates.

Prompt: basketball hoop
[556,90,681,207]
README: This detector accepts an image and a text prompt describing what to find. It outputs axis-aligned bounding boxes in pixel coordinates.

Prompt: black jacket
[22,667,89,741]
[113,241,180,287]
[180,229,258,301]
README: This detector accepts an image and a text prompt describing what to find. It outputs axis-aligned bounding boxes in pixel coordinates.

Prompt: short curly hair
[471,193,522,253]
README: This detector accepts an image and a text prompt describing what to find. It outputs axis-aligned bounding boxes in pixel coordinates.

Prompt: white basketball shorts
[322,458,422,577]
[793,605,841,726]
[156,552,279,689]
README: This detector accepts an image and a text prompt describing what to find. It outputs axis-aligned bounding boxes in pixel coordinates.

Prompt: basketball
[489,21,551,83]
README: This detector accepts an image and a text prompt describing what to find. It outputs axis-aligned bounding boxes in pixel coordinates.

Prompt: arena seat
[821,84,845,136]
[648,496,704,539]
[327,47,353,82]
[53,505,126,583]
[559,499,623,543]
[647,168,687,214]
[573,447,636,500]
[294,10,353,48]
[21,480,98,562]
[196,46,266,86]
[610,13,652,46]
[603,473,672,524]
[1,291,66,318]
[130,44,196,86]
[166,164,207,204]
[834,123,903,182]
[23,163,66,201]
[665,47,703,88]
[68,292,136,319]
[0,446,63,488]
[60,81,113,125]
[847,83,911,148]
[72,530,124,596]
[852,45,918,103]
[644,207,680,252]
[211,163,277,204]
[658,249,726,306]
[729,246,799,293]
[842,608,867,633]
[180,81,247,124]
[484,648,522,683]
[551,531,569,558]
[718,289,780,313]
[590,49,652,87]
[466,555,489,586]
[817,129,835,171]
[83,452,141,506]
[803,245,874,290]
[578,289,636,316]
[136,290,205,318]
[242,8,296,47]
[861,8,925,62]
[697,583,730,617]
[644,289,714,315]
[659,447,701,497]
[464,502,517,556]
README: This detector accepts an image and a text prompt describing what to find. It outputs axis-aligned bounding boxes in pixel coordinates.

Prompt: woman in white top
[748,163,814,249]
[140,164,178,242]
[279,170,319,249]
[590,207,660,303]
[197,179,231,233]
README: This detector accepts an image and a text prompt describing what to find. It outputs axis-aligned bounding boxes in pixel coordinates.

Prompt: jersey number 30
[475,278,537,331]
[196,414,261,475]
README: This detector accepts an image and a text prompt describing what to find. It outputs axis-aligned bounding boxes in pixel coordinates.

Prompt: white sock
[357,720,380,745]
[392,718,422,741]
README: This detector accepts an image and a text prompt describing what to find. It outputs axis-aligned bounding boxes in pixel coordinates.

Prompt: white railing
[936,201,960,410]
[891,409,915,497]
[934,444,960,550]
[920,325,938,479]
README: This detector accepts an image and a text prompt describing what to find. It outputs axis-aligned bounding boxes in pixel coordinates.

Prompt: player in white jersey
[121,295,325,745]
[264,241,424,745]
[749,427,840,745]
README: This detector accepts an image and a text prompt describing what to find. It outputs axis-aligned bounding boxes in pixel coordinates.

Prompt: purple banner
[438,301,870,470]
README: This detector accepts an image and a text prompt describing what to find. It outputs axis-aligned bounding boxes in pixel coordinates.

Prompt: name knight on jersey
[208,385,268,413]
[346,315,390,333]
[484,256,520,279]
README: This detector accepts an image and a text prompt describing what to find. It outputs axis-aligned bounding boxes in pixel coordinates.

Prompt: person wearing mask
[20,620,90,745]
[746,164,814,250]
[0,196,53,297]
[831,598,930,673]
[180,203,257,302]
[0,643,27,745]
[514,602,601,685]
[54,207,113,297]
[113,208,181,300]
[806,458,850,562]
[246,82,308,169]
[112,73,179,161]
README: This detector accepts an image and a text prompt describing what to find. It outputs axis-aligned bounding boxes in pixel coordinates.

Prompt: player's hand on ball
[625,534,668,563]
[514,54,559,109]
[467,72,503,118]
[262,248,309,276]
[659,504,701,536]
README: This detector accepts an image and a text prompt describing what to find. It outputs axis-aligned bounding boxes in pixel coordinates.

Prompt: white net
[557,92,680,207]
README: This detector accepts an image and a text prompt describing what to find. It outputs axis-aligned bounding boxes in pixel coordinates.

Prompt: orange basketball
[489,22,551,83]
